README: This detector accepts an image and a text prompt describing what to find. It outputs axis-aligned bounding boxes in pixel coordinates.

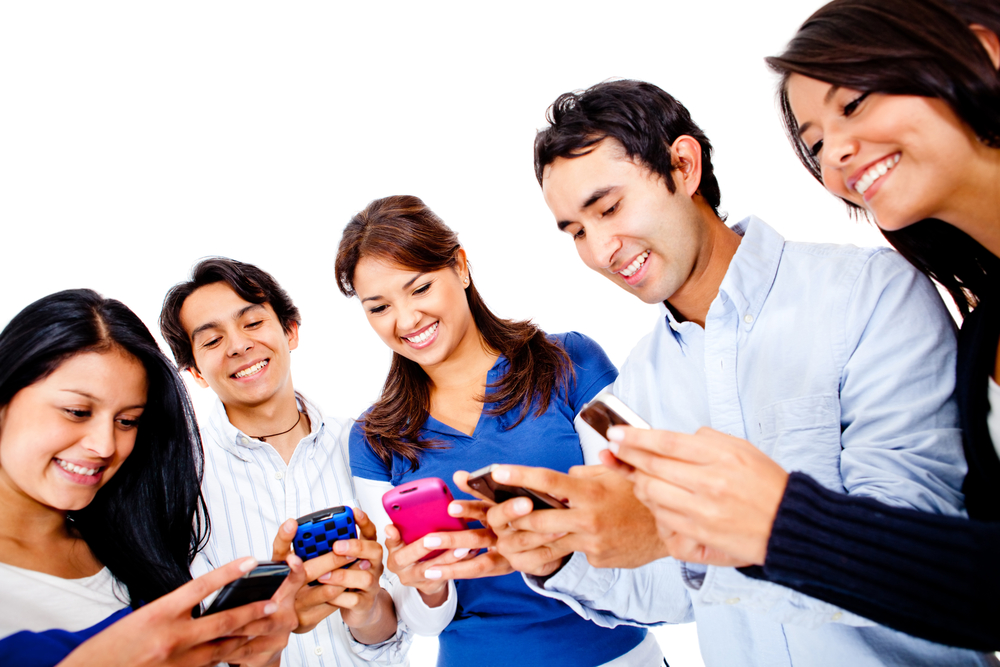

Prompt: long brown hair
[766,0,1000,315]
[335,195,573,471]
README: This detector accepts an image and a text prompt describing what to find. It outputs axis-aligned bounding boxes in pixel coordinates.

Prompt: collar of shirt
[208,391,325,462]
[662,215,782,339]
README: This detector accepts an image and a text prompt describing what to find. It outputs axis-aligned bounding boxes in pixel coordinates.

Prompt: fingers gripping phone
[466,464,568,510]
[382,477,467,561]
[294,506,358,585]
[203,561,290,615]
[579,390,651,438]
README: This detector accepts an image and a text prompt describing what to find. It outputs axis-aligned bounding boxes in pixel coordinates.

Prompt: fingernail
[283,519,297,533]
[425,569,442,579]
[319,571,331,582]
[606,426,625,442]
[240,557,258,572]
[333,541,348,554]
[263,602,278,615]
[514,497,532,515]
[453,548,470,559]
[423,536,442,548]
[447,502,462,515]
[607,440,620,455]
[492,467,510,483]
[359,560,372,570]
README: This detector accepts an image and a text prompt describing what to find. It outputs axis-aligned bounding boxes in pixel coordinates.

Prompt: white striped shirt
[192,393,410,667]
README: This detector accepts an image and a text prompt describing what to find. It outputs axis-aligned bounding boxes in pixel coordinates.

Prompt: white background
[0,2,891,664]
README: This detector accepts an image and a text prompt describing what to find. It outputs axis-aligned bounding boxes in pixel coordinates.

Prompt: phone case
[382,477,467,560]
[204,561,290,615]
[466,464,568,510]
[579,390,652,438]
[294,506,358,561]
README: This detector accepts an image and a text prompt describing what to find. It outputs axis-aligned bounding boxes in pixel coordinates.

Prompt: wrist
[417,582,449,607]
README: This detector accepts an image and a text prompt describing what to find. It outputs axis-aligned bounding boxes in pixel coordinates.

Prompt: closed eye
[808,139,824,158]
[245,320,263,329]
[368,304,388,315]
[64,408,91,419]
[117,416,141,429]
[602,202,619,217]
[413,282,431,295]
[202,337,221,348]
[843,92,869,117]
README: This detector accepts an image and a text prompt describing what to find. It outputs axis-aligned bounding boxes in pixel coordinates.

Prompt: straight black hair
[767,0,1000,315]
[0,289,209,606]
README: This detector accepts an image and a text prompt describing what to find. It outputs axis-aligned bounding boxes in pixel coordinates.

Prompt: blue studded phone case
[294,506,358,562]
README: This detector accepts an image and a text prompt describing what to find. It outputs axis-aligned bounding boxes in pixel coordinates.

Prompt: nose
[397,303,423,333]
[819,126,859,171]
[586,227,622,271]
[82,419,117,459]
[226,332,253,357]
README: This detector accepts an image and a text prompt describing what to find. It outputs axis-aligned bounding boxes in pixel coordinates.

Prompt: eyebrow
[190,303,266,339]
[556,186,619,231]
[796,85,842,139]
[60,389,145,410]
[360,273,427,303]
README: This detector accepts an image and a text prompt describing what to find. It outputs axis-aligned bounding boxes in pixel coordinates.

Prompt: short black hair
[534,79,723,217]
[160,257,301,371]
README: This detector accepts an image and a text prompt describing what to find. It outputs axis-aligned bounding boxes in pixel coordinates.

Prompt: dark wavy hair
[160,257,301,371]
[766,0,1000,315]
[0,289,209,606]
[335,195,573,471]
[534,79,724,219]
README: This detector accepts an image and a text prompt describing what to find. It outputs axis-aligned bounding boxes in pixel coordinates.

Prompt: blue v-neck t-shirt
[350,331,647,667]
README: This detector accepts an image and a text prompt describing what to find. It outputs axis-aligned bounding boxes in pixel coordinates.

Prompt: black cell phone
[203,561,290,615]
[466,464,567,510]
[578,391,651,438]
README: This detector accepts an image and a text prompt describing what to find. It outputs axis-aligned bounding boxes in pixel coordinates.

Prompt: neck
[666,210,742,327]
[223,381,310,462]
[422,325,497,399]
[937,144,1000,258]
[0,469,77,562]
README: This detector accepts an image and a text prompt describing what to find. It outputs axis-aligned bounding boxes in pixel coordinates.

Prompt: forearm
[742,472,1000,651]
[347,589,397,645]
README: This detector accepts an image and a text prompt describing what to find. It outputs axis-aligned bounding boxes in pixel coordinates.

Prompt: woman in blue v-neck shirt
[334,195,662,667]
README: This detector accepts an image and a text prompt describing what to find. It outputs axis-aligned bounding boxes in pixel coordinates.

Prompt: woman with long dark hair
[605,0,1000,652]
[0,289,303,666]
[336,195,663,666]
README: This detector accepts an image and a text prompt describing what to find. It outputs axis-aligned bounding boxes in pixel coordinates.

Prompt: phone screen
[203,561,290,615]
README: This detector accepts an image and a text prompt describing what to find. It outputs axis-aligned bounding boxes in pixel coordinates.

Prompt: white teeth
[855,154,900,195]
[234,359,268,378]
[404,322,438,344]
[56,459,99,476]
[620,251,649,278]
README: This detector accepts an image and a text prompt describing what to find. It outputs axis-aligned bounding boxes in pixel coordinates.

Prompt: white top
[986,377,1000,461]
[0,562,127,637]
[192,393,410,667]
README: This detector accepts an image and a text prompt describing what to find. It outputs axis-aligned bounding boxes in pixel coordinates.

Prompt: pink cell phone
[382,477,468,560]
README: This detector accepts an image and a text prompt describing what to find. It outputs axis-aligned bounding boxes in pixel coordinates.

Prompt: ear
[970,24,1000,70]
[285,320,300,352]
[669,135,704,199]
[187,366,210,389]
[454,248,470,283]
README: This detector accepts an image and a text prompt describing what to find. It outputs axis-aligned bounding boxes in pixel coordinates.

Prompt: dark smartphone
[579,391,651,438]
[294,506,358,586]
[203,561,290,615]
[466,464,568,510]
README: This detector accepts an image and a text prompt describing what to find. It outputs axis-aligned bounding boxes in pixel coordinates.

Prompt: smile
[55,458,102,477]
[233,359,268,379]
[619,250,649,278]
[852,153,900,196]
[402,321,439,346]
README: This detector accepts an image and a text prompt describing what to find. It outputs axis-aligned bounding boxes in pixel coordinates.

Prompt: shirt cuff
[391,579,456,636]
[343,613,413,665]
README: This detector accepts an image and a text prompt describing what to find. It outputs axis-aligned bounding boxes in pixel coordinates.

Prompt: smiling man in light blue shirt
[480,80,997,666]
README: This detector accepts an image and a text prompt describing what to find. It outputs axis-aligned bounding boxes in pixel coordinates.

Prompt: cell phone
[579,390,651,438]
[294,506,358,585]
[382,477,467,561]
[466,464,568,510]
[203,561,290,615]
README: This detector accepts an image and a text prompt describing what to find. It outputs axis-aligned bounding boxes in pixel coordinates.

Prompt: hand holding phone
[466,464,567,510]
[382,477,467,560]
[293,506,358,586]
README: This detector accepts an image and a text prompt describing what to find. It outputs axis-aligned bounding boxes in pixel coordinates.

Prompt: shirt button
[744,314,754,324]
[725,597,740,605]
[239,436,250,445]
[274,471,284,480]
[832,612,843,621]
[314,646,323,655]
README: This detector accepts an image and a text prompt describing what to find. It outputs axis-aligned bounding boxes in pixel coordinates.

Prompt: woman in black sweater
[607,0,1000,652]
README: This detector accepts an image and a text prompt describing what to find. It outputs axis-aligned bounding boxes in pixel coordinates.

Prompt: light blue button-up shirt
[529,217,996,666]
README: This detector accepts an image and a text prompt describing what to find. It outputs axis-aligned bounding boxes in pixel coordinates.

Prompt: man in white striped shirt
[160,257,409,666]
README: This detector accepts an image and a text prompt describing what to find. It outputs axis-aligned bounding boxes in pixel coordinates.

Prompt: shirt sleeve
[741,471,1000,652]
[557,332,619,413]
[520,553,693,628]
[349,419,394,482]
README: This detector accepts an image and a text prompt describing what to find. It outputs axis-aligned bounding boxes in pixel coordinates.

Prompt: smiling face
[179,282,298,410]
[351,253,480,371]
[541,138,708,305]
[786,73,985,231]
[0,350,147,512]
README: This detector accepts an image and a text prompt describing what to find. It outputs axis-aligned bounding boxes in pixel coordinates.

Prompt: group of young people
[1,0,998,665]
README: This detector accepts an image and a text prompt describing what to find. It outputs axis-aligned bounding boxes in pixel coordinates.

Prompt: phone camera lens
[392,504,400,511]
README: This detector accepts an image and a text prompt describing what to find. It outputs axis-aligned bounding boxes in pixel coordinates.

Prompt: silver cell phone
[579,390,651,439]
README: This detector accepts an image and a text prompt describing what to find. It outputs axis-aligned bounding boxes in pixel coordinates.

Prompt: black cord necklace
[251,411,302,442]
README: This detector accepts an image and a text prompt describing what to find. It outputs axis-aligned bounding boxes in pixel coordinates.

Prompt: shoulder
[347,412,392,481]
[548,331,609,362]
